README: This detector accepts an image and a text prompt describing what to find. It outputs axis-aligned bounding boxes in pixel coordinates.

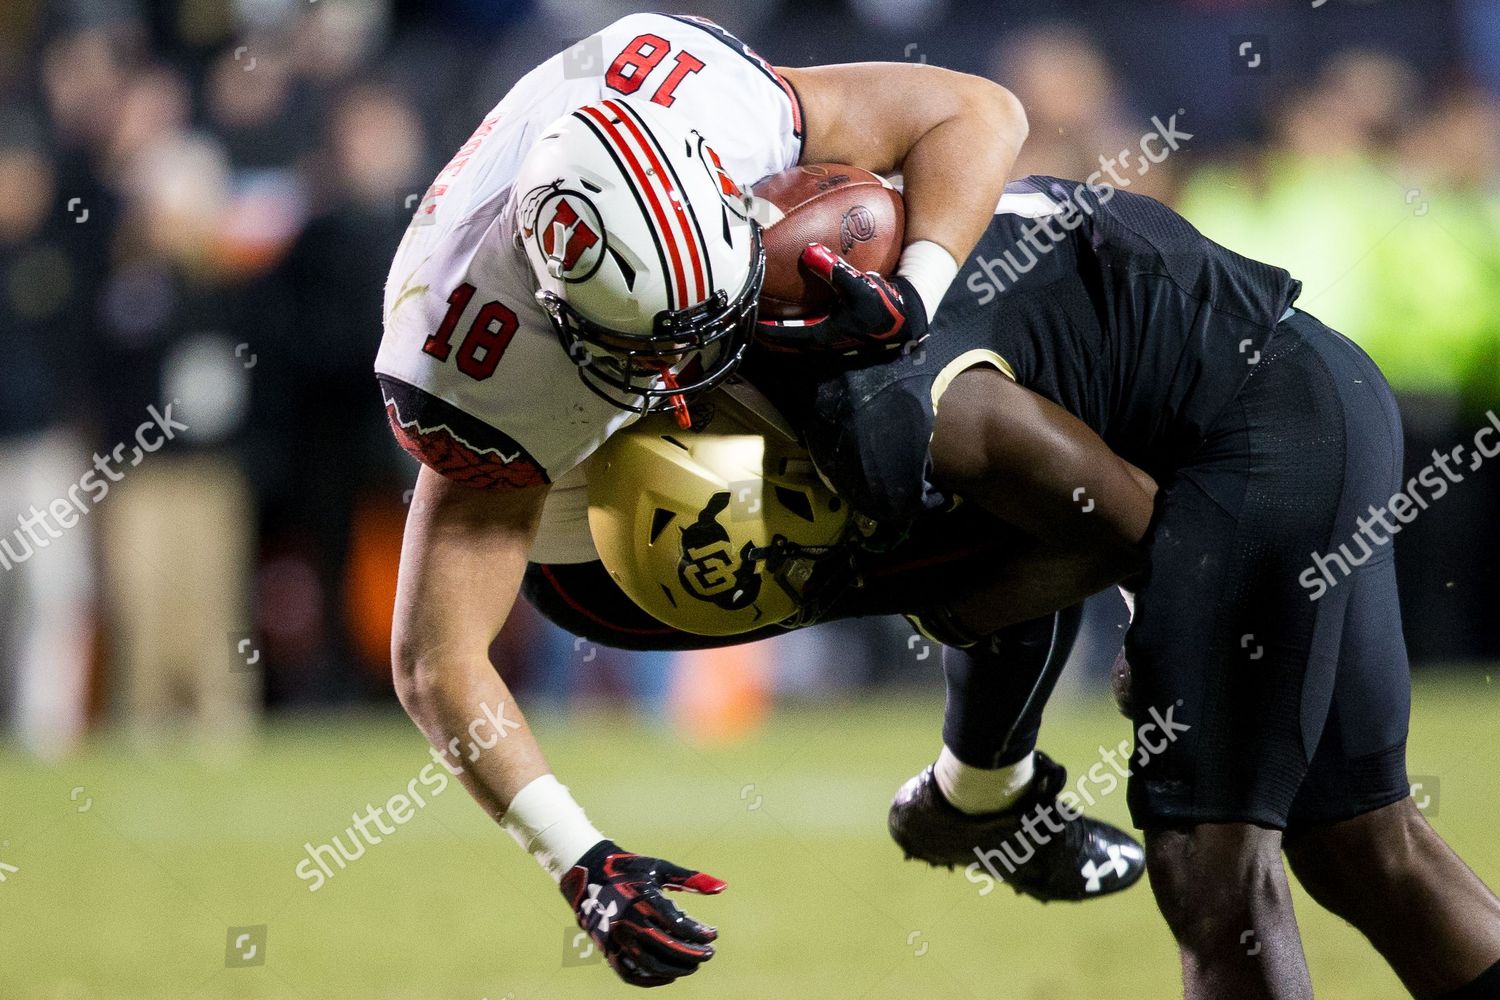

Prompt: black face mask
[539,224,765,421]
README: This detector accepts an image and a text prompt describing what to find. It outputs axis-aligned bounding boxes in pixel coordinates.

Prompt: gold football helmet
[586,381,851,636]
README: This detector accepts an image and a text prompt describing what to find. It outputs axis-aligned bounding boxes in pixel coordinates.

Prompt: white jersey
[376,13,803,499]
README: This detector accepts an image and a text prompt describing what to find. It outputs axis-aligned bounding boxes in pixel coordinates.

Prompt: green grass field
[4,670,1497,999]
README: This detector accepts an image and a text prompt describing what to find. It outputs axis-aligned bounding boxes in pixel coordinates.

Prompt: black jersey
[943,175,1302,479]
[743,175,1304,523]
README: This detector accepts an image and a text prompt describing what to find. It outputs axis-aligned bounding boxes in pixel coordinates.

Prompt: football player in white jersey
[379,12,1063,986]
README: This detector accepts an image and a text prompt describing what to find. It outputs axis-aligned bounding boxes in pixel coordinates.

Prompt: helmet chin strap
[545,221,568,279]
[651,366,692,430]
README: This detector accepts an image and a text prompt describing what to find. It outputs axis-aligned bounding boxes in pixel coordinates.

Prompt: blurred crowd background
[1,0,1497,756]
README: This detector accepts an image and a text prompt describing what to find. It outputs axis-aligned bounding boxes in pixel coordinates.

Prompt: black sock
[940,603,1083,769]
[1437,958,1500,1000]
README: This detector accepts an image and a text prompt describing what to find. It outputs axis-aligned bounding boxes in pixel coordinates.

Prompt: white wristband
[896,240,960,322]
[500,774,606,882]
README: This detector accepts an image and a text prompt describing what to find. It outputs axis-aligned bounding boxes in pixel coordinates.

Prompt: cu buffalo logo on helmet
[521,183,606,282]
[677,493,761,610]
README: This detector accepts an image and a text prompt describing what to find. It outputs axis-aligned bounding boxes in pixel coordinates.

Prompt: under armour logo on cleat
[1080,844,1129,893]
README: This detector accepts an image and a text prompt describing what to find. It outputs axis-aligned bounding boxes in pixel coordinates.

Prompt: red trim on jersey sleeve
[379,375,548,491]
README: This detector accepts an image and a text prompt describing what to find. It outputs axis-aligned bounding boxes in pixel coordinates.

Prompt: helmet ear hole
[604,243,640,292]
[648,507,674,543]
[774,487,815,523]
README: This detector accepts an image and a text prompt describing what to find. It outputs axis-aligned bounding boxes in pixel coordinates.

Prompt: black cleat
[888,752,1145,902]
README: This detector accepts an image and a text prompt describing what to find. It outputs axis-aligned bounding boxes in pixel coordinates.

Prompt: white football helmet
[515,97,765,421]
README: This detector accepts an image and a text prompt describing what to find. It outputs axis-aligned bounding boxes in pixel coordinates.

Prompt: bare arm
[929,367,1158,632]
[779,63,1027,267]
[391,466,724,987]
[391,465,552,815]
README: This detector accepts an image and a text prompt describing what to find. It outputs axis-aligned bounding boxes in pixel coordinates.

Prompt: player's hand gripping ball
[759,243,929,356]
[750,163,923,356]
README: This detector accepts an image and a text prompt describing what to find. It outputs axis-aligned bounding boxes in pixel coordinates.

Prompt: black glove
[560,839,725,987]
[758,243,929,356]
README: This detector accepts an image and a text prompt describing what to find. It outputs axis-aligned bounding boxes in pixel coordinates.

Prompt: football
[751,163,905,319]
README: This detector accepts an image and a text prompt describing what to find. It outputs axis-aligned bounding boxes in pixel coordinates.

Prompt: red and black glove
[561,839,726,988]
[758,243,929,356]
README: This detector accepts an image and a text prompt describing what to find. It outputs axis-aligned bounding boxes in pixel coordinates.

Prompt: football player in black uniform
[523,161,1500,993]
[747,175,1500,999]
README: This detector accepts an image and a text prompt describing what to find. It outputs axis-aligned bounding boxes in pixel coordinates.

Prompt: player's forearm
[785,63,1026,279]
[395,652,608,879]
[897,75,1027,268]
[394,653,549,816]
[392,472,559,814]
[945,460,1156,630]
[946,540,1144,635]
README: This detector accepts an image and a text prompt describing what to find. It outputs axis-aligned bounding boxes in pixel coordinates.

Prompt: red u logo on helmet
[541,197,602,276]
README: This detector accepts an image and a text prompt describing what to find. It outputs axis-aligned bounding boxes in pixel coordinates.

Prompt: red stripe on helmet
[578,104,691,311]
[604,99,708,304]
